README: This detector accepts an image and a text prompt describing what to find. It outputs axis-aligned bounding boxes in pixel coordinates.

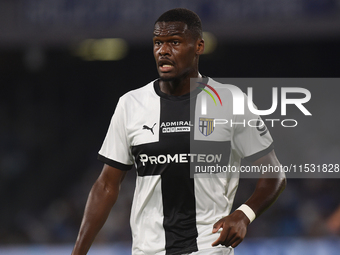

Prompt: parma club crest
[199,117,214,136]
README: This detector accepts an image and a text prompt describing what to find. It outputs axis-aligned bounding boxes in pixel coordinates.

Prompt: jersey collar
[153,76,208,101]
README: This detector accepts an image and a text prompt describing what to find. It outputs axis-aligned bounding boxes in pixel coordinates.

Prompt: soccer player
[71,8,286,255]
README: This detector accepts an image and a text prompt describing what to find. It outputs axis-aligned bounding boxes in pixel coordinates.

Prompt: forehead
[153,21,189,37]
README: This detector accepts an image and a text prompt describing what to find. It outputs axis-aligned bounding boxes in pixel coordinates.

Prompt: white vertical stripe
[127,83,160,146]
[131,176,165,254]
[194,175,232,250]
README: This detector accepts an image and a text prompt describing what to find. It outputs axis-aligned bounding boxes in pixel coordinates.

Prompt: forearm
[243,150,286,218]
[72,179,119,255]
[244,175,286,218]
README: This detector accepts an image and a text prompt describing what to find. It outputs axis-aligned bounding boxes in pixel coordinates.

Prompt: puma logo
[142,123,156,135]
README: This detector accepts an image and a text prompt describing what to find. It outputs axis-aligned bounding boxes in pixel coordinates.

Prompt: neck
[159,71,202,96]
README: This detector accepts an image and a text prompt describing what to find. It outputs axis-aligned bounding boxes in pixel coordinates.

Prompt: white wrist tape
[236,204,256,223]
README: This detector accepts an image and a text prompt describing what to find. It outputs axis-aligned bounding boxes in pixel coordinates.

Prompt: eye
[154,40,162,46]
[172,40,179,45]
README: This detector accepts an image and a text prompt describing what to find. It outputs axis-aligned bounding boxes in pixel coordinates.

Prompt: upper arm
[96,164,128,193]
[252,149,280,167]
[252,149,286,188]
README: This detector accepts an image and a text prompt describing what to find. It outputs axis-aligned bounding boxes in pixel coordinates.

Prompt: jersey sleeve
[231,94,274,162]
[98,97,134,170]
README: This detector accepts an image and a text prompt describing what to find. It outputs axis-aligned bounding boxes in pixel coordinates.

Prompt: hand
[211,210,250,248]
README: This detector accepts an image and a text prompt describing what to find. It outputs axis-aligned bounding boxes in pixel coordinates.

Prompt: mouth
[158,59,174,72]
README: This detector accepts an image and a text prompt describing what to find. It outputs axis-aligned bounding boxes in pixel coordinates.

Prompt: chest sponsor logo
[199,117,214,136]
[139,153,222,166]
[160,121,192,133]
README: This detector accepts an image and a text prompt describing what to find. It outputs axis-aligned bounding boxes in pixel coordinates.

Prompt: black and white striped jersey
[98,77,273,255]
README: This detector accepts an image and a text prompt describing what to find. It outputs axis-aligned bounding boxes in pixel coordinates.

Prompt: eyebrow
[153,32,185,37]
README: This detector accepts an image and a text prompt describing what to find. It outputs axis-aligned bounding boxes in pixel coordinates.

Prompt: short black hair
[155,8,202,39]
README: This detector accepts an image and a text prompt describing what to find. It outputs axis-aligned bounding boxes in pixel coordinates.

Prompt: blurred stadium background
[1,0,340,254]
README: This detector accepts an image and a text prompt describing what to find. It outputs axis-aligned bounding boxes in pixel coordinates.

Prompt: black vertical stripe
[159,97,198,255]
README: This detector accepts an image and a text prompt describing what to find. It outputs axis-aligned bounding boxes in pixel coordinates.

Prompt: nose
[159,43,171,56]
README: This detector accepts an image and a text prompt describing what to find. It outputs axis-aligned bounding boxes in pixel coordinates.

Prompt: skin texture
[153,21,204,96]
[71,21,286,254]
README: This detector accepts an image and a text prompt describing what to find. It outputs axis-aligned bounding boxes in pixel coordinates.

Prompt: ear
[196,38,205,55]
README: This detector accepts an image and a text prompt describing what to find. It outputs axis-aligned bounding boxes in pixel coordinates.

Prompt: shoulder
[119,79,158,104]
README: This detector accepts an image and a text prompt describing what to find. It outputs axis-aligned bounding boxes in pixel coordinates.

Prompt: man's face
[153,21,201,81]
